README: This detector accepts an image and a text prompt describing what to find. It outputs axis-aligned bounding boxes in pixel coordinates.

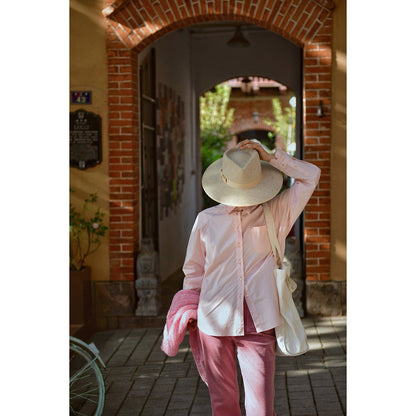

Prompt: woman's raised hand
[237,139,273,162]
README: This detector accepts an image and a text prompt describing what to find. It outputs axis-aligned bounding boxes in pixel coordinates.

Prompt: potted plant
[70,190,108,327]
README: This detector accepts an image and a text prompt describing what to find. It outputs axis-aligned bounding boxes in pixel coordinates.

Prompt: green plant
[200,83,235,208]
[264,96,296,156]
[70,191,108,271]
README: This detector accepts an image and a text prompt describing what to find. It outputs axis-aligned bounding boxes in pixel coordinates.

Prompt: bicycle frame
[70,336,106,368]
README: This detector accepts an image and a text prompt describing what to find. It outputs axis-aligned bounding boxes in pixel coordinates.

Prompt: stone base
[93,281,136,316]
[91,276,346,329]
[306,280,346,316]
[91,272,179,331]
[94,314,167,331]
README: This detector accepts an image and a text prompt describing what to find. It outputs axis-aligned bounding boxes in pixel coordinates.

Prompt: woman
[183,139,320,416]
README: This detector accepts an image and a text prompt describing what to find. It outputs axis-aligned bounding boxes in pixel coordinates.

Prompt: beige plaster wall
[331,0,347,281]
[70,0,110,281]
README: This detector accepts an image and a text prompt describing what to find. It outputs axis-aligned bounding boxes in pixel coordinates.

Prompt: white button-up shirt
[183,149,321,336]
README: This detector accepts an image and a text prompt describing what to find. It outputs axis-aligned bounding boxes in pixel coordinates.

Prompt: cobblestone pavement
[87,316,346,416]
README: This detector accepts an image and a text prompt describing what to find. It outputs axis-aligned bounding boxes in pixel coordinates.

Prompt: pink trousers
[199,300,277,416]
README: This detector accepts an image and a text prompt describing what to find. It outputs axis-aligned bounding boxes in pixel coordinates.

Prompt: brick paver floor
[87,316,346,415]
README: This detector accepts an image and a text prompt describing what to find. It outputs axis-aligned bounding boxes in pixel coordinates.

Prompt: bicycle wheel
[70,342,105,416]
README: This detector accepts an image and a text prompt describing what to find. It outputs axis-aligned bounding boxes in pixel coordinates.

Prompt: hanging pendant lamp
[227,26,250,48]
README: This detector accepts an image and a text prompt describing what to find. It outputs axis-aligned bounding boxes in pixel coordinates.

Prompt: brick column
[106,34,140,281]
[303,17,332,282]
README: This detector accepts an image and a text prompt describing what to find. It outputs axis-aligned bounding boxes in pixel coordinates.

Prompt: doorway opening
[200,76,298,205]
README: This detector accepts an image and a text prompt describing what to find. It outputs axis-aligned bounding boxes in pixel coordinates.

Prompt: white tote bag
[263,203,309,356]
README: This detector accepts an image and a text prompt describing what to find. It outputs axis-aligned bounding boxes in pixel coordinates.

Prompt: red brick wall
[303,17,332,281]
[106,28,140,281]
[103,0,334,282]
[229,96,275,135]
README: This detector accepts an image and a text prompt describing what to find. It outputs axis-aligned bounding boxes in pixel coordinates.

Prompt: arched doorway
[137,22,305,277]
[101,0,334,326]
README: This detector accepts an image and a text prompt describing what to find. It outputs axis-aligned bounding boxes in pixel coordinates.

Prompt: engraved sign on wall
[70,109,102,169]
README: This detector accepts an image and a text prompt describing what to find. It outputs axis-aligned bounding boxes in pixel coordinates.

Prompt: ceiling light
[241,76,252,94]
[227,26,250,48]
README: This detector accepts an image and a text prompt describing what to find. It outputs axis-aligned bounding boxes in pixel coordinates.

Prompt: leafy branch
[264,97,296,156]
[70,190,108,271]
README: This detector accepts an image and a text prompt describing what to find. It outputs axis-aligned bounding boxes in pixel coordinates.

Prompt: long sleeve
[182,214,206,292]
[269,148,321,239]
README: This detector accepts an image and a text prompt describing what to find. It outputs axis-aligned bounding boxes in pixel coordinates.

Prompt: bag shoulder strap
[263,202,284,267]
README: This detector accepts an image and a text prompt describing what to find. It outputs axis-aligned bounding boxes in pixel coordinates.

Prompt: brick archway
[103,0,334,282]
[231,120,275,136]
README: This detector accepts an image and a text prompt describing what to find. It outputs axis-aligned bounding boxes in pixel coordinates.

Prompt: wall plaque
[70,109,102,169]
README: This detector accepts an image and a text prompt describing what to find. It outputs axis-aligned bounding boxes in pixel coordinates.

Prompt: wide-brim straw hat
[202,147,283,207]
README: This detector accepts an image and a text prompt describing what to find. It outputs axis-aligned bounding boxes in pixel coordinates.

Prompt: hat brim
[202,158,283,207]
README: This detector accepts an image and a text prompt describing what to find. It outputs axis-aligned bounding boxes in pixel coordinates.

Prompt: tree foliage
[264,97,296,156]
[200,84,235,207]
[200,84,235,173]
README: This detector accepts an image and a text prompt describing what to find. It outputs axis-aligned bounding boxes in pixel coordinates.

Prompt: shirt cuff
[270,148,290,171]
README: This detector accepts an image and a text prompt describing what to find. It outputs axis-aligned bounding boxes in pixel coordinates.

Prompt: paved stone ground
[86,316,346,416]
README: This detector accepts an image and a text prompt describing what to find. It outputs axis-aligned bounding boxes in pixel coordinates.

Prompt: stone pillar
[135,238,161,316]
[306,281,346,316]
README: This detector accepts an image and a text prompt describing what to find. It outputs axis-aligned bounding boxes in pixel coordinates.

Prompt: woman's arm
[182,215,206,330]
[238,139,321,236]
[182,214,206,292]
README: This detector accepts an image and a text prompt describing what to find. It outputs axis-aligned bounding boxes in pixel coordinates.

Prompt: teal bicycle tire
[70,342,105,416]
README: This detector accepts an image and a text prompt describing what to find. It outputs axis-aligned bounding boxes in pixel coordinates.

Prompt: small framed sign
[71,91,92,105]
[70,109,102,169]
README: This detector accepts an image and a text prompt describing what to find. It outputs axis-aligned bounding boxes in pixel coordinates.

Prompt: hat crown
[222,148,261,188]
[201,145,283,207]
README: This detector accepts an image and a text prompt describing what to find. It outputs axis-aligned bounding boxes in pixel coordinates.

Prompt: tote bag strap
[263,202,284,267]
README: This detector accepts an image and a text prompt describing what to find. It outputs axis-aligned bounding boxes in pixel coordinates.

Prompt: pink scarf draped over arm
[161,289,207,384]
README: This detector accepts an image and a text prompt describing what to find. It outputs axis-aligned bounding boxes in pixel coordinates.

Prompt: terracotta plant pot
[70,266,92,326]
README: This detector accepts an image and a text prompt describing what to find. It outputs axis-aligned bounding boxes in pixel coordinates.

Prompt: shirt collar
[222,204,259,215]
